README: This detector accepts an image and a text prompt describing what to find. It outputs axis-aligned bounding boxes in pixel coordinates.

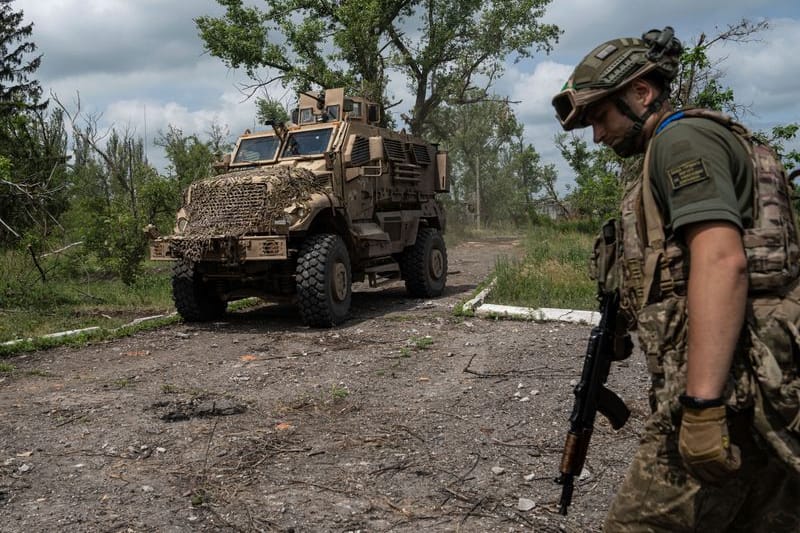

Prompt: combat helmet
[552,27,683,131]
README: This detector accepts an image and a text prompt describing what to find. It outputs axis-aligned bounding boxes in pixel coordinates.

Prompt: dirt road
[0,237,649,532]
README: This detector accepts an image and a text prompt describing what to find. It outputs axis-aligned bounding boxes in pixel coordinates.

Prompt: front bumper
[149,235,288,262]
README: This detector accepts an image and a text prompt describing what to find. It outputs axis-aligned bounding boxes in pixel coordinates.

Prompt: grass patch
[410,335,434,349]
[329,384,350,401]
[486,224,598,310]
[1,247,174,343]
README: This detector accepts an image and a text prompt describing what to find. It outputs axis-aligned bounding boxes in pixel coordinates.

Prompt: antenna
[143,103,148,163]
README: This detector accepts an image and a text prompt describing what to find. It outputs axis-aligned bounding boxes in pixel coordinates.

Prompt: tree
[196,0,560,136]
[673,19,769,117]
[155,125,219,191]
[0,0,44,115]
[430,94,548,227]
[56,95,163,284]
[556,133,623,221]
[0,0,63,245]
[0,107,69,245]
[255,97,290,127]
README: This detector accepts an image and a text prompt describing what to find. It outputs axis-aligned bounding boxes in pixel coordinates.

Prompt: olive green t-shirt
[647,116,753,237]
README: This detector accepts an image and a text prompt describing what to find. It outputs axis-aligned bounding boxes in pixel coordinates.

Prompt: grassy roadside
[485,223,597,311]
[1,248,175,345]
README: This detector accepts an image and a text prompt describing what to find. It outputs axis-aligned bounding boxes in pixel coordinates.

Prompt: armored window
[299,108,314,124]
[281,128,334,157]
[326,105,340,120]
[232,135,280,163]
[350,102,362,119]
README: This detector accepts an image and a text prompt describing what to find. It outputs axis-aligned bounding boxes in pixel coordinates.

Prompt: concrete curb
[1,313,176,348]
[461,278,599,326]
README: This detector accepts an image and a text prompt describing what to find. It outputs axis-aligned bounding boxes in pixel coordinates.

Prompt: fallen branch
[462,353,571,378]
[41,241,83,258]
[27,244,46,282]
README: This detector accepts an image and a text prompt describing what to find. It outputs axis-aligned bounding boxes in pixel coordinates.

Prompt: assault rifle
[556,289,631,515]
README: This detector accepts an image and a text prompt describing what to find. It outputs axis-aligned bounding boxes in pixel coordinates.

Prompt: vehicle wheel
[401,227,447,297]
[172,260,227,321]
[295,234,352,327]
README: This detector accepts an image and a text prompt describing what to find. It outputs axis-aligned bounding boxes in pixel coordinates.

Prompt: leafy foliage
[196,0,560,135]
[556,133,624,221]
[255,97,290,126]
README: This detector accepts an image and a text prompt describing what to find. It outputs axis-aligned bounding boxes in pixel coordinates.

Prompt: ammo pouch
[742,141,800,292]
[590,218,621,295]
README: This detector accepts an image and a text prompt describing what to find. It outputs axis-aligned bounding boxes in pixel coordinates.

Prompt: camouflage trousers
[603,410,800,532]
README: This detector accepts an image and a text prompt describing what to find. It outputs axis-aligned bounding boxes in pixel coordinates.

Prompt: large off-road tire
[172,260,227,322]
[401,227,447,297]
[295,234,352,327]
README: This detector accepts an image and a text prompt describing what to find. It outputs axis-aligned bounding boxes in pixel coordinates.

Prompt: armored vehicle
[149,88,449,327]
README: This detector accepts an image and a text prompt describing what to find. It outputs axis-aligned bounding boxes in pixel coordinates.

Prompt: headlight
[283,206,307,226]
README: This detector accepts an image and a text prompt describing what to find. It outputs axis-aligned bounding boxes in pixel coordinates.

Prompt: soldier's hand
[678,404,741,484]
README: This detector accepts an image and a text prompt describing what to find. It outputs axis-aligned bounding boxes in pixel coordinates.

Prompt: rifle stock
[556,292,631,515]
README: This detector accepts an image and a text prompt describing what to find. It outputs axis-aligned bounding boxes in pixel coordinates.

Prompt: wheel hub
[430,249,444,279]
[332,262,348,301]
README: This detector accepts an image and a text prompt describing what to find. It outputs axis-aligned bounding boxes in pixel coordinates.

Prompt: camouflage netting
[169,166,327,262]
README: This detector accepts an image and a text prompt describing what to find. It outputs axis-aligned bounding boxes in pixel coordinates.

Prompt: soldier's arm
[684,221,748,399]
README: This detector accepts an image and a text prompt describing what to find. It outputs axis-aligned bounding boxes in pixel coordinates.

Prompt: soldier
[552,27,800,531]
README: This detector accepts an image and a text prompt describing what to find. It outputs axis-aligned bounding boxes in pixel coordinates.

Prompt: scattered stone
[142,485,154,493]
[175,332,190,339]
[523,473,536,481]
[18,463,31,473]
[491,466,505,475]
[156,447,166,454]
[517,498,536,511]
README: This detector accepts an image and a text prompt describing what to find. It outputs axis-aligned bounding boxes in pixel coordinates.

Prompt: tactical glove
[678,403,741,484]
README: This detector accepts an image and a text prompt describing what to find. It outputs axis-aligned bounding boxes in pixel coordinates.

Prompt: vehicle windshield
[281,128,333,157]
[232,135,280,163]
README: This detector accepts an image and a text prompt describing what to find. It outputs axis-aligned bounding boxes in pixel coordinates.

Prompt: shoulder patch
[667,158,709,190]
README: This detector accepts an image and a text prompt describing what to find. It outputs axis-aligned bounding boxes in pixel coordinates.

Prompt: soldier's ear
[629,78,657,107]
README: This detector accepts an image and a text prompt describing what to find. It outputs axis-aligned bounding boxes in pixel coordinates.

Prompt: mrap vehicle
[148,88,449,327]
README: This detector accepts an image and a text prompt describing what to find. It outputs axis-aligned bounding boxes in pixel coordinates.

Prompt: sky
[20,0,800,189]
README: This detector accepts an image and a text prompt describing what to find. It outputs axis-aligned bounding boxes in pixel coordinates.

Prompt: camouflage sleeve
[648,117,752,235]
